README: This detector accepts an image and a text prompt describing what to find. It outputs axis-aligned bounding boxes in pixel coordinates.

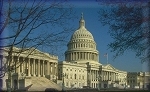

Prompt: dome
[70,14,94,40]
[65,13,99,63]
[71,27,94,40]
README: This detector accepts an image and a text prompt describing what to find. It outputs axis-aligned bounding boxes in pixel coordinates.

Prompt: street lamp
[97,75,102,91]
[124,78,127,89]
[62,73,66,91]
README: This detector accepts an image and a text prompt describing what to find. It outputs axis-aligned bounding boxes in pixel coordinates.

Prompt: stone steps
[27,76,62,91]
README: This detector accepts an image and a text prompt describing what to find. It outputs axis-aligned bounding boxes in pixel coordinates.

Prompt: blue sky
[2,0,144,72]
[65,1,143,72]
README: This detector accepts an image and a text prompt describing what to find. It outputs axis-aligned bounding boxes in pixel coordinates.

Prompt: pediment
[3,47,58,60]
[104,64,116,71]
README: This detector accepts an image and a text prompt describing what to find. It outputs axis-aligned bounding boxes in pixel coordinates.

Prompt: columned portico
[3,54,58,78]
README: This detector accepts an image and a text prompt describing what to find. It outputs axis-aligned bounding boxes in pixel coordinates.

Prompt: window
[75,74,77,79]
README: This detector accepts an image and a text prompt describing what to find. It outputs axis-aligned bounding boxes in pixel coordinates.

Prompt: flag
[104,53,108,57]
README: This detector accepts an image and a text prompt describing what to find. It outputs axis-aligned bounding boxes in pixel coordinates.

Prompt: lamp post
[124,78,127,89]
[97,75,102,91]
[62,73,66,91]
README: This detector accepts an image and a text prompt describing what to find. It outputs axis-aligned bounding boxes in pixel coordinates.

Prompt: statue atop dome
[79,13,85,28]
[81,12,83,20]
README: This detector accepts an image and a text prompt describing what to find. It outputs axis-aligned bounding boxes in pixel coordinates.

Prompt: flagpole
[104,53,109,64]
[107,53,108,64]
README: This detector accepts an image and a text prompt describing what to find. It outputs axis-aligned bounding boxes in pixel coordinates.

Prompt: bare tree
[0,0,76,91]
[97,1,150,60]
[97,0,150,89]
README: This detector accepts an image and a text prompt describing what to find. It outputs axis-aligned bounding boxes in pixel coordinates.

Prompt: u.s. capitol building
[58,14,127,89]
[3,14,145,91]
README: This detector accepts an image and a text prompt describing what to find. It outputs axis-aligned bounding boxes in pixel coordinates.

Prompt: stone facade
[1,47,58,90]
[127,72,150,89]
[58,14,127,89]
[58,61,87,88]
[101,64,127,88]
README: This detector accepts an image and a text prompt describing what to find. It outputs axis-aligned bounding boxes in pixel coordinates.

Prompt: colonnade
[88,70,119,88]
[65,52,98,61]
[68,42,96,50]
[101,71,118,82]
[87,70,101,88]
[91,70,100,81]
[5,56,57,77]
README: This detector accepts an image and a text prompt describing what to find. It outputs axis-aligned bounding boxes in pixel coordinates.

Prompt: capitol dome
[65,14,99,63]
[70,24,94,40]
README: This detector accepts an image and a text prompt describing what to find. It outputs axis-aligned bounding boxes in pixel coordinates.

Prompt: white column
[71,53,72,61]
[47,61,49,75]
[33,59,35,76]
[52,63,54,74]
[17,57,20,73]
[38,59,40,77]
[94,70,96,81]
[107,71,109,80]
[76,52,78,60]
[42,60,45,77]
[23,58,25,73]
[55,63,57,75]
[21,58,23,73]
[79,52,81,59]
[102,71,103,81]
[89,53,90,60]
[53,63,55,75]
[105,71,107,80]
[49,62,51,74]
[114,73,115,81]
[114,73,116,81]
[28,58,31,76]
[92,70,94,81]
[73,53,74,60]
[108,72,109,80]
